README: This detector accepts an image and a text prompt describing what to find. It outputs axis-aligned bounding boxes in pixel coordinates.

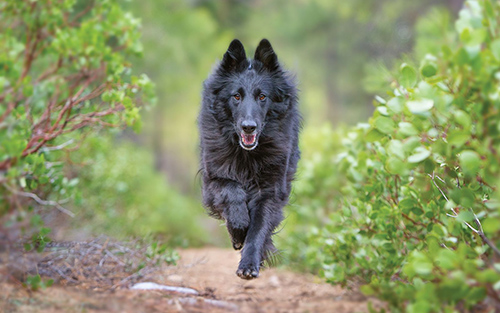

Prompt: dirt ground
[1,247,376,313]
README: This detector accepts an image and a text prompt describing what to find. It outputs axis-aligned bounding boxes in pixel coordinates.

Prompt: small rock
[167,274,183,283]
[269,275,280,287]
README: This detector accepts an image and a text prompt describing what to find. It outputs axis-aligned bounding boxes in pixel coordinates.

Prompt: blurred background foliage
[122,0,464,193]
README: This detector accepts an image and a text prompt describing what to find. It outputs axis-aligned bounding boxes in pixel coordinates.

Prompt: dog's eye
[259,94,266,101]
[233,94,241,101]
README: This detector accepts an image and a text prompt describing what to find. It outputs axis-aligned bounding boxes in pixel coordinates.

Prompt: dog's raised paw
[228,226,247,251]
[236,265,259,280]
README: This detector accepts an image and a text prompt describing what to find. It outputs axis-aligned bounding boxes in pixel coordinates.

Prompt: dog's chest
[217,152,285,187]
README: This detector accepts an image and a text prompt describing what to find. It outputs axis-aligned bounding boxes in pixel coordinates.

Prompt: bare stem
[3,184,75,217]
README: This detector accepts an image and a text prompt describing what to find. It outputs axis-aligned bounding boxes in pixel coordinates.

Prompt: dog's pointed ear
[254,39,279,72]
[220,39,246,72]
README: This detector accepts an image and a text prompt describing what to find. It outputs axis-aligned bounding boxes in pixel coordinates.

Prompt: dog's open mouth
[240,132,258,150]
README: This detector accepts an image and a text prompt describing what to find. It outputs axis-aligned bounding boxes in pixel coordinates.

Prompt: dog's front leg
[236,196,284,279]
[202,177,250,250]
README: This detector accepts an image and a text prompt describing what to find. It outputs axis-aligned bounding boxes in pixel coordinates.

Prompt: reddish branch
[0,2,142,174]
[20,2,42,83]
[0,60,134,171]
[0,102,16,123]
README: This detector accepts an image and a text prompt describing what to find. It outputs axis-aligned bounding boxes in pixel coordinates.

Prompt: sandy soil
[1,247,376,313]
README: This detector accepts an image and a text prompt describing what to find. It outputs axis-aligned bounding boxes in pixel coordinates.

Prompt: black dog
[198,39,301,279]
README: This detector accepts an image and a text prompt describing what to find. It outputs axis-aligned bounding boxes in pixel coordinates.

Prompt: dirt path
[2,247,374,313]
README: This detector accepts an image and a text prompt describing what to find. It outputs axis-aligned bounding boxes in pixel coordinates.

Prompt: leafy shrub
[287,1,500,311]
[0,1,154,234]
[65,134,210,247]
[278,125,346,271]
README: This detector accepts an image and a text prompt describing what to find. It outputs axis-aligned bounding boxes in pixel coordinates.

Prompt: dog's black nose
[241,121,257,134]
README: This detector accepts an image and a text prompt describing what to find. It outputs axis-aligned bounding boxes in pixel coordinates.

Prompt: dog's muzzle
[239,120,258,150]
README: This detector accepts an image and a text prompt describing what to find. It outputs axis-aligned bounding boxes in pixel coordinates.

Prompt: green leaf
[386,157,406,175]
[453,110,471,129]
[360,284,375,296]
[457,210,474,223]
[387,97,403,113]
[399,198,418,211]
[421,63,437,78]
[450,188,475,208]
[408,147,431,163]
[388,140,405,159]
[406,99,434,113]
[491,39,500,61]
[482,218,500,234]
[374,116,395,135]
[459,150,481,176]
[45,279,54,288]
[455,48,469,65]
[462,28,487,46]
[376,106,389,116]
[400,63,417,88]
[447,131,470,147]
[466,287,487,303]
[374,95,386,104]
[365,129,385,142]
[402,136,421,153]
[398,122,418,136]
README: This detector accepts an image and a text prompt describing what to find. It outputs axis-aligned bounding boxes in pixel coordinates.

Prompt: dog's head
[205,39,295,151]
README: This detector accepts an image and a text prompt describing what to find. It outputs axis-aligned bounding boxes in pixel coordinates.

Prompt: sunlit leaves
[420,63,438,77]
[400,63,418,88]
[386,157,407,175]
[453,110,471,129]
[374,116,395,134]
[386,97,404,113]
[406,98,434,113]
[459,150,481,176]
[420,54,438,77]
[407,146,431,163]
[398,122,419,136]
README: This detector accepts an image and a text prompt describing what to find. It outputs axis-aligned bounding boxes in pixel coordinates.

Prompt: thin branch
[69,1,94,25]
[40,139,75,152]
[428,172,500,258]
[428,172,450,202]
[0,102,16,124]
[3,184,75,218]
[35,56,63,83]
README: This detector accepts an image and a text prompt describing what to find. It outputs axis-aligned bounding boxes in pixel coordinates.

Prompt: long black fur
[198,39,301,279]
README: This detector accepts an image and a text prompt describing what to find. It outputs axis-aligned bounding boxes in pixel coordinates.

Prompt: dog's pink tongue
[242,134,256,145]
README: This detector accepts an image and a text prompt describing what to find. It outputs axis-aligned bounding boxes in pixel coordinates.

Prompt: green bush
[66,134,210,247]
[0,1,154,231]
[287,1,500,311]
